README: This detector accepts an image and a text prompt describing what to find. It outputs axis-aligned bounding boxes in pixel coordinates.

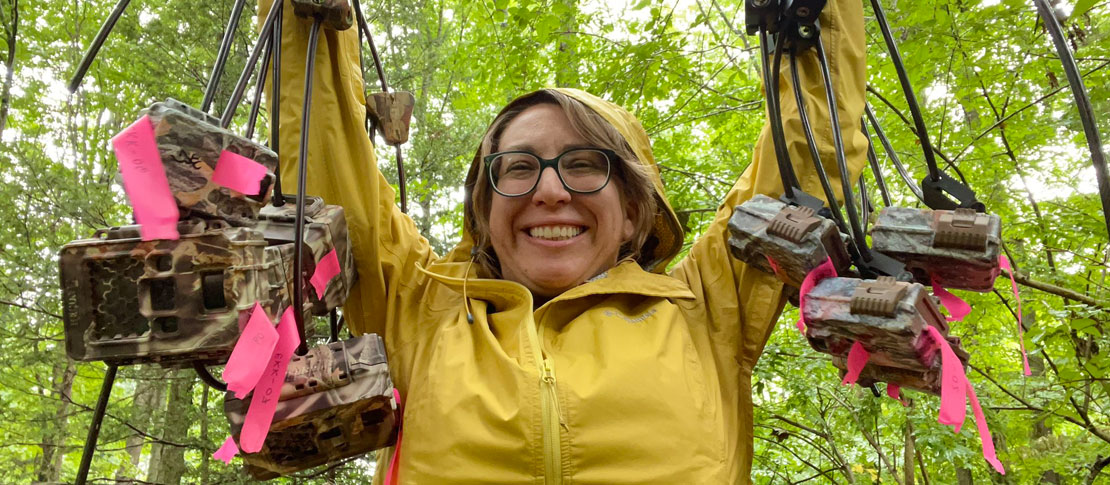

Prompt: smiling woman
[263,0,868,482]
[466,92,661,300]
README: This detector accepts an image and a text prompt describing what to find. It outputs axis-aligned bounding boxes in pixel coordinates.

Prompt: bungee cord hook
[868,0,985,212]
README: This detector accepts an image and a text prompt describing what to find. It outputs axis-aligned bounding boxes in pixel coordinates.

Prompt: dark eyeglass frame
[483,148,619,197]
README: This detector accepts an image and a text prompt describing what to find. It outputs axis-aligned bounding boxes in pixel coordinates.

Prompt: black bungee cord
[814,38,870,260]
[868,0,940,183]
[759,29,803,201]
[73,364,118,485]
[861,119,893,208]
[270,3,286,207]
[190,4,284,393]
[67,0,131,93]
[245,30,275,140]
[201,0,248,114]
[292,17,324,356]
[1033,0,1110,240]
[788,50,850,235]
[865,104,925,202]
[220,3,283,129]
[353,0,409,214]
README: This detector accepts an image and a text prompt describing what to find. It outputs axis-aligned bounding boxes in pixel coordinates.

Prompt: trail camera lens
[149,278,176,311]
[201,272,227,311]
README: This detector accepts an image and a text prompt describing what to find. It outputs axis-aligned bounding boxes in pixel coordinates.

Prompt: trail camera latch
[870,206,1002,291]
[933,208,990,250]
[767,205,821,243]
[291,0,354,31]
[728,195,851,289]
[849,276,907,317]
[367,91,415,146]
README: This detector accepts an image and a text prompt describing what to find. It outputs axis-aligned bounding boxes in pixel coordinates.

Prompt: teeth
[529,225,583,240]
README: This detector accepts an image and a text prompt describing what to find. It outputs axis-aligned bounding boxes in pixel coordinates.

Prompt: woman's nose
[531,167,571,205]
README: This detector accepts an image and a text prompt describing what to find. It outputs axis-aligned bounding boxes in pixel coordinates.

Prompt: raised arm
[670,0,869,367]
[259,0,436,340]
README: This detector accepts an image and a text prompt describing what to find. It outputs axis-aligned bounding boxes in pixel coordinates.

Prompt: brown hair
[464,90,658,278]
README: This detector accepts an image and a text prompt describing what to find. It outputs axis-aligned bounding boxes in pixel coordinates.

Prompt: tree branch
[1002,268,1110,310]
[0,299,62,320]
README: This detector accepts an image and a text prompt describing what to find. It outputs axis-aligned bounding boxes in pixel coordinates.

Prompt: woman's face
[489,103,635,300]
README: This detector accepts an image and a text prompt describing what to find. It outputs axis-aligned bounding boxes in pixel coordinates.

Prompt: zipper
[529,317,564,485]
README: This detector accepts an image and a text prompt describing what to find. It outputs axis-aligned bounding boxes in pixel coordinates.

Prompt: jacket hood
[451,88,684,274]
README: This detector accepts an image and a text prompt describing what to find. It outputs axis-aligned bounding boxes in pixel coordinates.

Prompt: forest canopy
[0,0,1107,483]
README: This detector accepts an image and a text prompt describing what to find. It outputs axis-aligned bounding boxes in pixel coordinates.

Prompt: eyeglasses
[484,148,617,197]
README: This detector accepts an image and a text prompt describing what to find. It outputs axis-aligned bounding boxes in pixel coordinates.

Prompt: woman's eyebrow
[500,143,597,153]
[500,143,537,152]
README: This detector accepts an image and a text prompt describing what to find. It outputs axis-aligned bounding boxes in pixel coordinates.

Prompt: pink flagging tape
[385,388,403,485]
[765,255,783,279]
[796,257,837,334]
[886,383,907,406]
[111,115,179,240]
[223,303,279,399]
[925,326,1005,474]
[238,308,301,453]
[213,436,239,464]
[212,150,270,196]
[999,256,1032,376]
[309,248,341,299]
[931,275,971,322]
[841,341,871,386]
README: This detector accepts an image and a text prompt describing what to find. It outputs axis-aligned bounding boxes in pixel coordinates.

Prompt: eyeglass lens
[490,149,611,195]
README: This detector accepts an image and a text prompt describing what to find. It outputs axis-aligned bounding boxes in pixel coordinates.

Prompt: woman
[262,0,867,482]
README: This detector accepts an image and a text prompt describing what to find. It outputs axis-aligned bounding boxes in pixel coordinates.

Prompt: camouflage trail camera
[291,0,354,31]
[367,91,415,146]
[870,207,1002,291]
[803,276,958,375]
[142,99,278,225]
[224,334,397,480]
[831,334,970,395]
[257,196,356,315]
[60,219,287,366]
[728,194,851,288]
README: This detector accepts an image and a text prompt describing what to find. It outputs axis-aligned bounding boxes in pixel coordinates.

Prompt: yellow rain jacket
[259,0,867,482]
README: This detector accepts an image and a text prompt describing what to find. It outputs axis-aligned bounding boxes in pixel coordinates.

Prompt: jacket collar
[419,259,695,309]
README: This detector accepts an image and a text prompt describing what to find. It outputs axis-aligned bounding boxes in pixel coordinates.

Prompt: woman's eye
[506,161,534,172]
[564,158,605,171]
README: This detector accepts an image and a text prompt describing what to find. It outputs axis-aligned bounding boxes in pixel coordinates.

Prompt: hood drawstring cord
[464,256,475,324]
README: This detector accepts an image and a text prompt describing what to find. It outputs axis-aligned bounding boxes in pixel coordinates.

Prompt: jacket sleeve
[258,0,436,344]
[670,0,869,368]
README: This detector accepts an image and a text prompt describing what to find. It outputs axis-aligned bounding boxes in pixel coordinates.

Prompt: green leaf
[1069,318,1101,337]
[1072,0,1098,16]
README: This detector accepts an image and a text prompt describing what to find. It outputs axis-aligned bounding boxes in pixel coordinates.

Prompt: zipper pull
[542,361,568,430]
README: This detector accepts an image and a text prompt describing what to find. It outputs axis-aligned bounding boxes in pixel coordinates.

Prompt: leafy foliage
[0,0,1107,483]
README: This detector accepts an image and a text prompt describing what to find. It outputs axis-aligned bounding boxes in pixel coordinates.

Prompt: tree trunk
[1026,313,1062,484]
[0,0,18,138]
[147,369,195,485]
[903,417,915,485]
[199,386,211,484]
[34,359,75,483]
[554,0,579,88]
[956,468,974,485]
[117,365,168,481]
